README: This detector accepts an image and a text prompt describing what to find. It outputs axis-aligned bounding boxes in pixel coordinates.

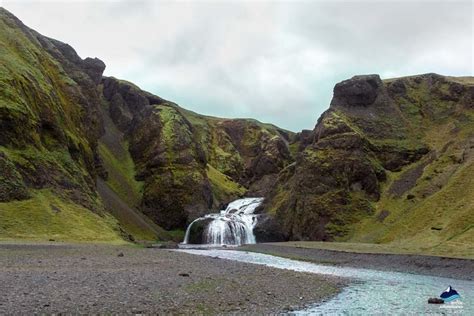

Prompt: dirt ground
[0,242,344,314]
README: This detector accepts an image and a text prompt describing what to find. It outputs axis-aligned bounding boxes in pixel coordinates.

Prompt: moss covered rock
[266,74,474,245]
[101,77,294,230]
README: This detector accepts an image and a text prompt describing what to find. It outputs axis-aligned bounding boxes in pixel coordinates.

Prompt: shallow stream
[178,249,473,314]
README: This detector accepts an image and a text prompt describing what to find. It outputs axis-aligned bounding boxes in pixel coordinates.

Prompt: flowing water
[182,198,263,246]
[178,249,474,314]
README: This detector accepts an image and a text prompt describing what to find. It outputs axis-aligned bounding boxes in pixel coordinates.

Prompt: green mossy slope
[268,74,474,257]
[0,6,295,240]
[101,77,294,230]
[0,189,124,243]
[96,95,170,241]
[0,8,122,242]
[345,76,474,257]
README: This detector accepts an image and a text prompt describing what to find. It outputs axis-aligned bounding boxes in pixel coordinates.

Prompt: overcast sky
[1,0,472,131]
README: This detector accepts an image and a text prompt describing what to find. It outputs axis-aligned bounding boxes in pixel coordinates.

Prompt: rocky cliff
[0,8,293,241]
[0,8,125,242]
[1,8,472,252]
[265,74,474,256]
[100,76,293,230]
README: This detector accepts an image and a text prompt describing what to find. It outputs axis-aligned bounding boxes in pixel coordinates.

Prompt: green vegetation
[348,160,474,259]
[98,141,142,207]
[0,190,124,243]
[206,164,246,202]
[0,9,109,242]
[167,229,185,242]
[341,75,474,258]
[97,99,169,242]
[3,7,473,254]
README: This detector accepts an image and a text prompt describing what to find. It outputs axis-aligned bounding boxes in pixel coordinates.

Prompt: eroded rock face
[0,8,106,210]
[331,74,383,107]
[254,214,287,242]
[0,153,30,202]
[83,58,106,85]
[100,77,294,230]
[3,7,472,245]
[265,73,473,242]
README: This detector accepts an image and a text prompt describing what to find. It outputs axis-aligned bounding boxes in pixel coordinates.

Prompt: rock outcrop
[0,8,294,239]
[0,8,105,209]
[265,74,474,252]
[99,77,294,230]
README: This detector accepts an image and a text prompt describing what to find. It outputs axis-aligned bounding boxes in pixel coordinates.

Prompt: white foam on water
[182,197,263,246]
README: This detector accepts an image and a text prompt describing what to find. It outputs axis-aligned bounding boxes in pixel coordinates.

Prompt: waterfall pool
[177,249,474,314]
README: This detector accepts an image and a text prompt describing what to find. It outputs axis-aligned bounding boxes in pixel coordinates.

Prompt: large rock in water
[185,218,213,244]
[428,298,444,304]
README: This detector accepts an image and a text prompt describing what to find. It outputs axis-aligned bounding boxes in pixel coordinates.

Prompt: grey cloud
[3,0,472,131]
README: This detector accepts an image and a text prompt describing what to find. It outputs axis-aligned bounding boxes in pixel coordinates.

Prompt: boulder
[186,218,213,244]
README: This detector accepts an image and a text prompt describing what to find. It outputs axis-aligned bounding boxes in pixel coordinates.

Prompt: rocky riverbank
[0,242,344,314]
[240,243,474,281]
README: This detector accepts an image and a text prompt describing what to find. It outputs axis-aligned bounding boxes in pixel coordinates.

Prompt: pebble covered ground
[0,242,345,314]
[241,243,474,280]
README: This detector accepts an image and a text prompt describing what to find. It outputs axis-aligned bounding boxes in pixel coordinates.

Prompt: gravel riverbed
[0,242,344,314]
[241,243,474,281]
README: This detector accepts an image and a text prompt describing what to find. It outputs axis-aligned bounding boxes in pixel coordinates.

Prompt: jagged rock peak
[330,74,383,108]
[83,57,106,84]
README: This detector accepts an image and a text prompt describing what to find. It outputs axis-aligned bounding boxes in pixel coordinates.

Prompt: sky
[1,0,473,131]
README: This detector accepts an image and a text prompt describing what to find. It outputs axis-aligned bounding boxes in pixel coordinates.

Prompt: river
[178,249,473,314]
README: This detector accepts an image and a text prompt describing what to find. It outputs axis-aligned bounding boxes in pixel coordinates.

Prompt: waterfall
[182,197,263,246]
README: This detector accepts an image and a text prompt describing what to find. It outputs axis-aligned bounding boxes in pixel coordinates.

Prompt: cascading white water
[182,197,263,246]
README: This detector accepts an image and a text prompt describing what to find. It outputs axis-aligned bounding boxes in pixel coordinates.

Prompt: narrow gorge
[0,7,473,258]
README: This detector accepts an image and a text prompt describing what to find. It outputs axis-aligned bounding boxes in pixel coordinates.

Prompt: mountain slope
[100,77,294,230]
[1,7,472,253]
[0,8,294,241]
[266,74,474,257]
[0,7,124,242]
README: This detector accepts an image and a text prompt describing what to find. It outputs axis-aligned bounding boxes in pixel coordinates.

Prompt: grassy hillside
[268,74,474,257]
[0,189,124,243]
[0,8,125,242]
[345,76,474,257]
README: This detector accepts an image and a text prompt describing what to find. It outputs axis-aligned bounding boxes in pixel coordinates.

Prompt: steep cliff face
[0,8,294,240]
[100,77,293,230]
[266,74,474,255]
[0,8,124,242]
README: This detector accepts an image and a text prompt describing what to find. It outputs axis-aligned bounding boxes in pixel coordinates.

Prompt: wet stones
[428,297,444,304]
